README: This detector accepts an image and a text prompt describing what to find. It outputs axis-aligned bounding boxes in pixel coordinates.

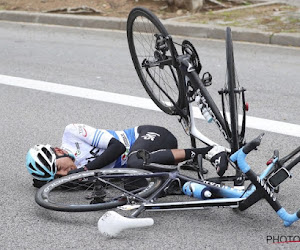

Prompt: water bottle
[195,95,213,123]
[201,107,213,123]
[182,182,212,200]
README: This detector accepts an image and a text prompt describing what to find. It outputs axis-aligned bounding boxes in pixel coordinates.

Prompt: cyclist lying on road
[26,124,228,187]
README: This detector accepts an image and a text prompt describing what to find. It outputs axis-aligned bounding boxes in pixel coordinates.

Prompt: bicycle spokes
[219,86,246,149]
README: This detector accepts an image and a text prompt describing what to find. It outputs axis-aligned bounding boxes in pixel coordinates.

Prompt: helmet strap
[56,153,75,161]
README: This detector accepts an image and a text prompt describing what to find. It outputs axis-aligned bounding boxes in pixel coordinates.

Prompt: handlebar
[230,134,300,227]
[277,208,300,227]
[242,133,264,154]
[279,146,300,167]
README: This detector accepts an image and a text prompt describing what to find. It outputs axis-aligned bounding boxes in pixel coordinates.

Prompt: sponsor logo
[120,132,130,147]
[78,125,87,137]
[141,132,160,141]
[190,150,196,159]
[121,148,130,165]
[187,62,195,72]
[86,147,100,163]
[256,176,276,202]
[202,180,239,192]
[212,156,221,167]
[74,142,81,156]
[44,171,92,193]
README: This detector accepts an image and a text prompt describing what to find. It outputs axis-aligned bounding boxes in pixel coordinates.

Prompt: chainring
[182,40,202,74]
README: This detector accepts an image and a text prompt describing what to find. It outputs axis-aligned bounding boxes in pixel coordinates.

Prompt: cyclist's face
[54,148,77,176]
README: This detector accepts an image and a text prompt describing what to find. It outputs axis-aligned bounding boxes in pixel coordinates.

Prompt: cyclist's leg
[133,125,178,151]
[127,125,218,169]
[127,125,178,168]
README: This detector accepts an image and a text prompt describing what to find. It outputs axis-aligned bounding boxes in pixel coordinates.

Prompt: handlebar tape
[274,150,279,158]
[277,208,300,227]
[242,133,264,154]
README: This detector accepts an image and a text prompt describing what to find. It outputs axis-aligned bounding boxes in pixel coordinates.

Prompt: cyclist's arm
[64,124,126,173]
[63,124,114,148]
[85,138,126,170]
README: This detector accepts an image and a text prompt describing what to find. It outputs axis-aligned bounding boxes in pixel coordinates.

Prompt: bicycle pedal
[202,72,212,87]
[203,81,212,87]
[90,197,105,204]
[118,204,141,211]
[85,191,106,200]
[85,185,106,200]
[200,167,208,174]
[164,181,182,195]
[136,149,150,165]
[180,164,197,171]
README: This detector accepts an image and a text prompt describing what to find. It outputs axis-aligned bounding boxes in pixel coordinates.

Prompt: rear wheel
[127,7,185,115]
[35,168,163,212]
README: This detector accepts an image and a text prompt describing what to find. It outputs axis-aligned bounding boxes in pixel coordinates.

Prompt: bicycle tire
[225,27,240,152]
[127,7,185,115]
[35,168,163,212]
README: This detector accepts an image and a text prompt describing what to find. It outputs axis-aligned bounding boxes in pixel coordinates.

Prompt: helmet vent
[38,153,50,168]
[26,144,56,181]
[42,147,53,162]
[28,163,35,171]
[35,161,51,179]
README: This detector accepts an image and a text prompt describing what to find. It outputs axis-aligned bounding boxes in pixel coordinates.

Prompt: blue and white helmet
[26,144,57,181]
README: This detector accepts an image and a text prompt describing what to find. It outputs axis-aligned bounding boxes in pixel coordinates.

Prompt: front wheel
[224,27,245,153]
[35,168,163,212]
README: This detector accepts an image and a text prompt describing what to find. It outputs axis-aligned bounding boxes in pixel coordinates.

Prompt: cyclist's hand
[68,167,87,175]
[32,179,48,188]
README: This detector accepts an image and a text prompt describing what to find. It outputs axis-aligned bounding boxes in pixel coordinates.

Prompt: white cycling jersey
[60,124,138,169]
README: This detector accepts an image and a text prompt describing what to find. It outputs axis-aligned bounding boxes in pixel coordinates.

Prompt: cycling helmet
[26,144,57,181]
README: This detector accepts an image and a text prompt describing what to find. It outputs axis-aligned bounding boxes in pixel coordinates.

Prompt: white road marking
[1,74,299,137]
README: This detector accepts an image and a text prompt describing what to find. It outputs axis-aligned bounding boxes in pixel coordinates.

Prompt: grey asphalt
[0,20,299,249]
[0,1,299,47]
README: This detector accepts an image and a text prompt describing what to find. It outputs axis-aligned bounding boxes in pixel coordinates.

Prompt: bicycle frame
[148,35,246,158]
[165,36,244,149]
[109,146,278,216]
[119,156,277,218]
[161,36,246,184]
[128,8,246,186]
[98,135,299,238]
[178,55,231,150]
[116,169,246,218]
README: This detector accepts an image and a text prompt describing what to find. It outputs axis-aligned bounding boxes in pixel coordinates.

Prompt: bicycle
[126,7,247,184]
[35,134,300,237]
[34,7,300,237]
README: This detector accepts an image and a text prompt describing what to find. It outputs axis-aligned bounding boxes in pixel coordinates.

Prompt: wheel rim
[128,12,181,112]
[225,27,242,152]
[36,169,162,212]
